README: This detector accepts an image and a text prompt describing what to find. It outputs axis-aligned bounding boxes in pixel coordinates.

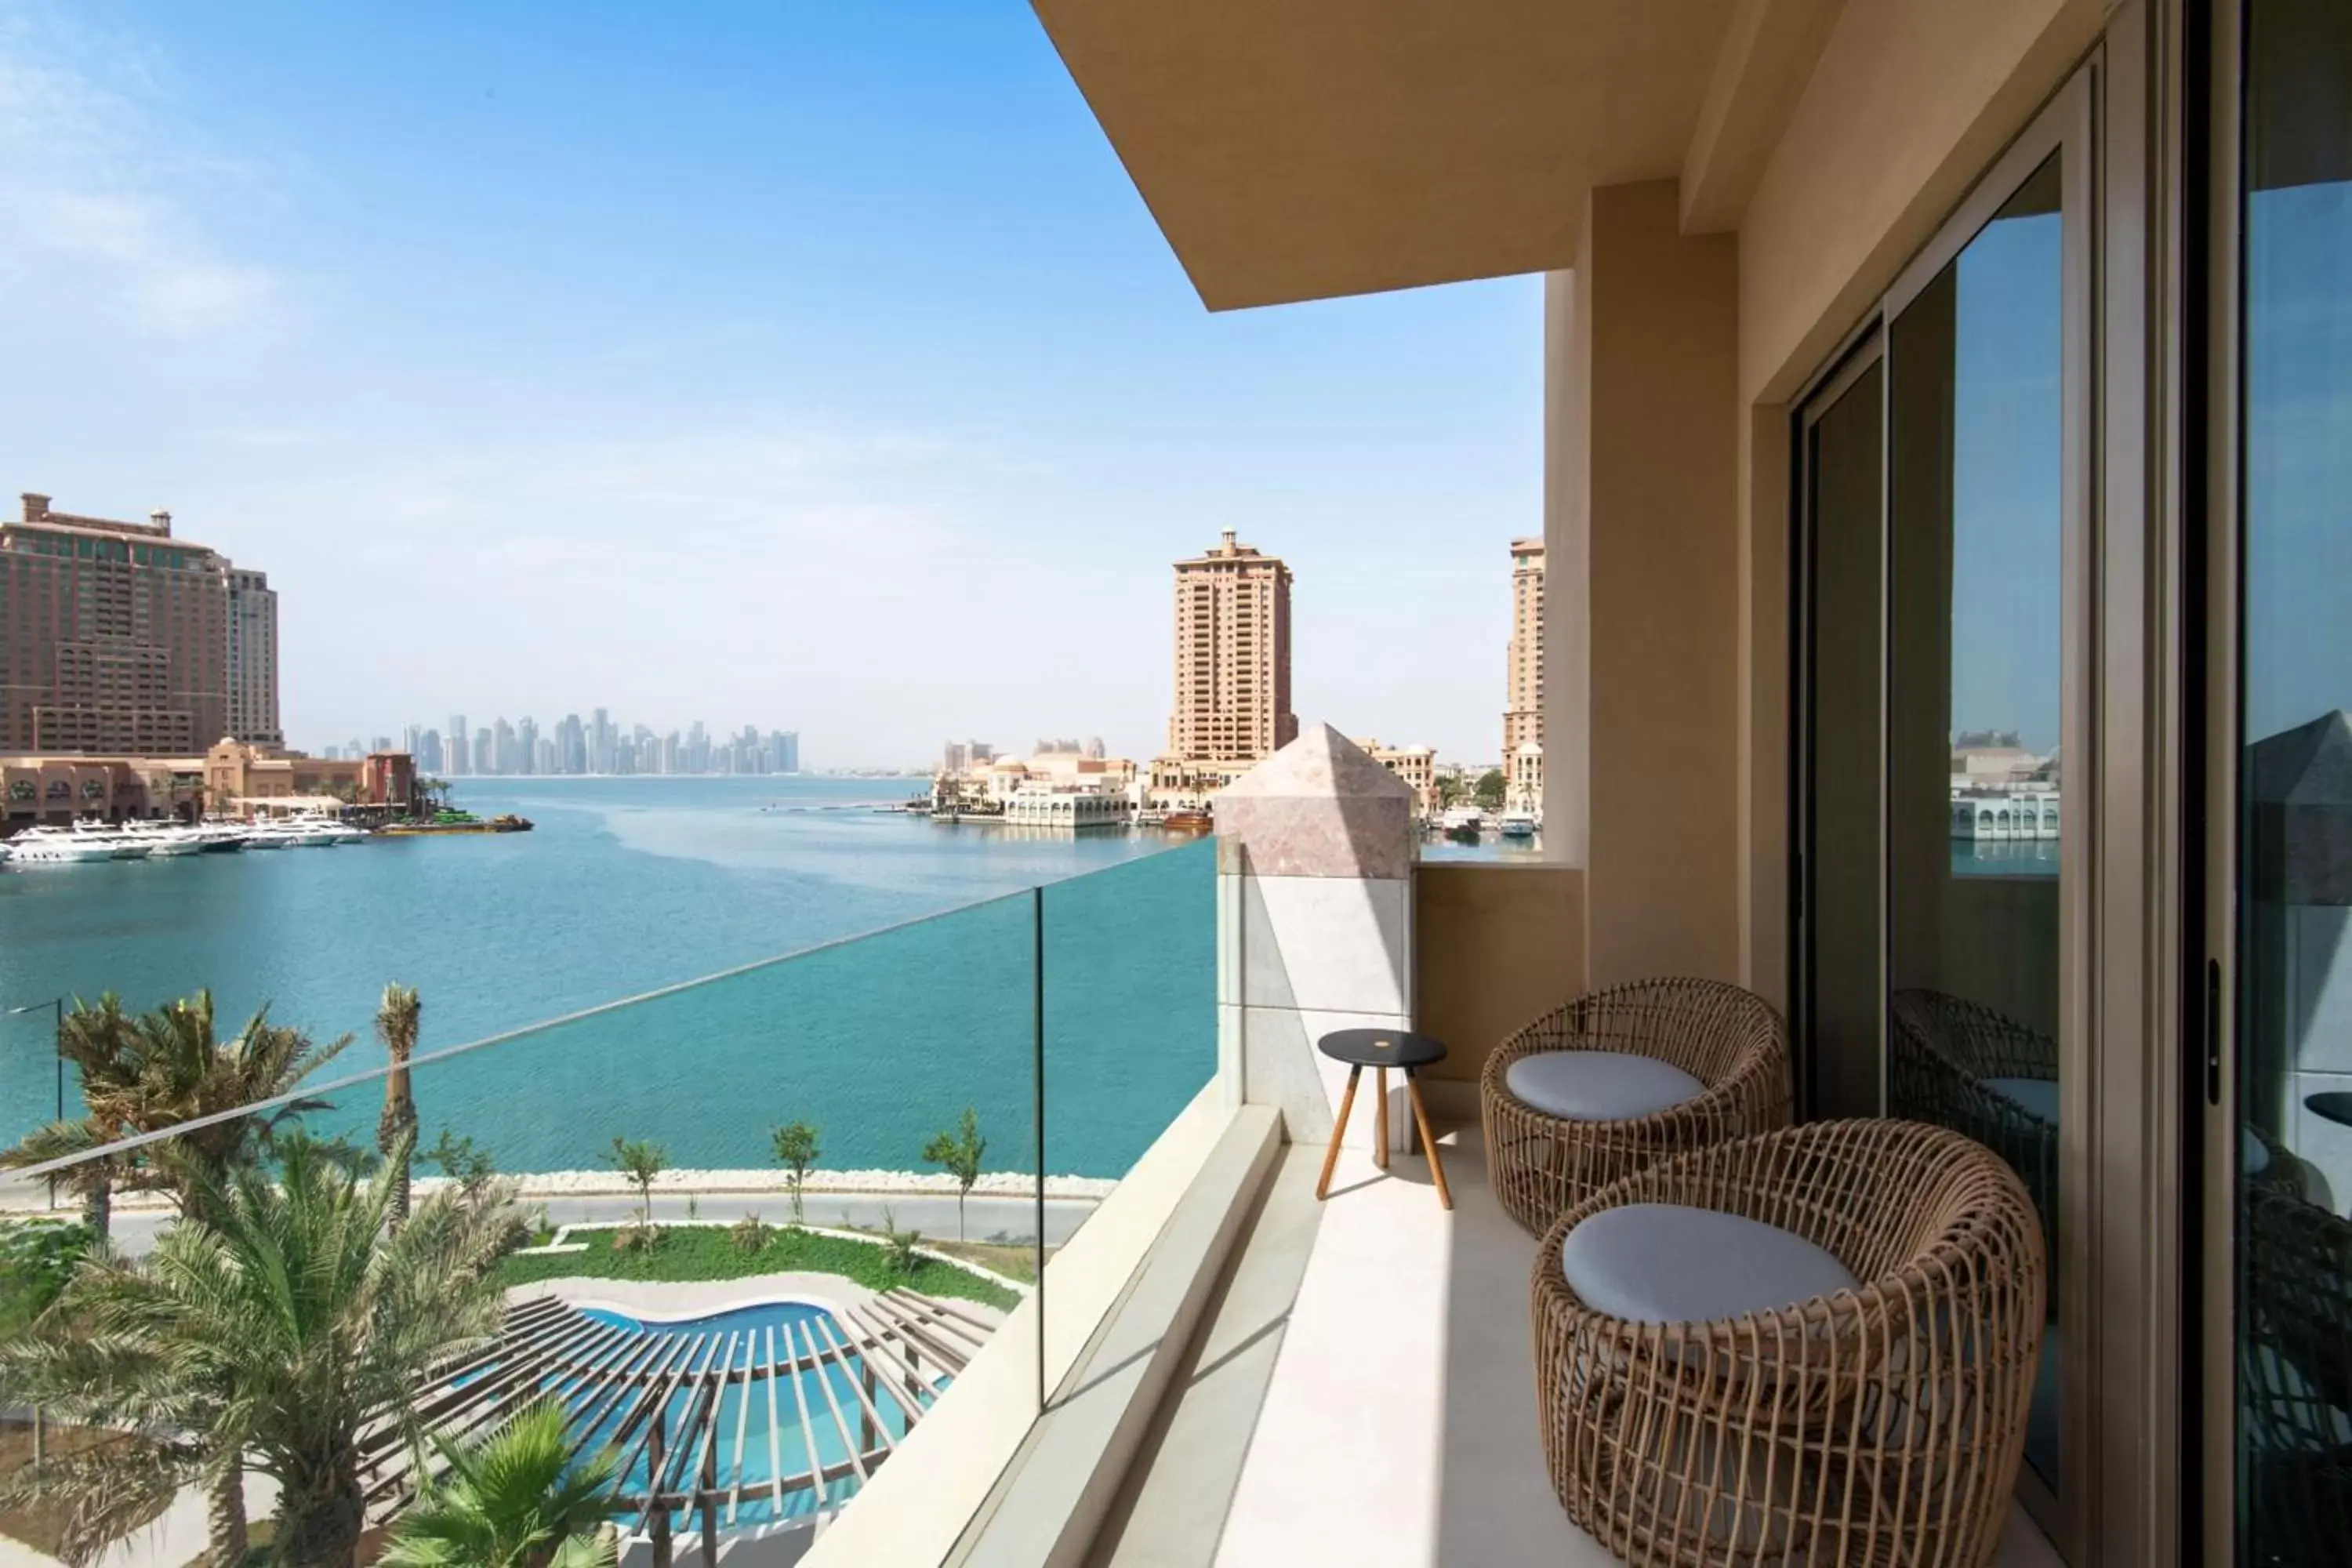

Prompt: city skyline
[383,712,800,778]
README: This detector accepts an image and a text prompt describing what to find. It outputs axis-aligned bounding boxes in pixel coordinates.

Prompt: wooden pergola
[358,1288,1000,1559]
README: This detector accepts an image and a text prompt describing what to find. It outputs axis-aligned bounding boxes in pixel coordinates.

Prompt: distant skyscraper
[447,715,468,775]
[0,492,231,753]
[1169,529,1295,764]
[516,716,538,775]
[472,726,492,776]
[223,565,281,746]
[590,707,613,774]
[419,728,444,774]
[777,731,800,773]
[1504,536,1545,760]
[534,735,556,774]
[559,713,585,775]
[492,717,517,775]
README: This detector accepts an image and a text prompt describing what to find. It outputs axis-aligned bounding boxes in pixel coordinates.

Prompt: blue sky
[0,2,1539,766]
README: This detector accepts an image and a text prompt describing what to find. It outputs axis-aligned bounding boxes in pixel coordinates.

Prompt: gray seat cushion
[1559,1203,1860,1324]
[1505,1050,1705,1122]
[1982,1076,2059,1124]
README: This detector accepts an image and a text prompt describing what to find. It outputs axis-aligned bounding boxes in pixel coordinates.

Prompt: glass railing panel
[1036,837,1218,1328]
[0,889,1046,1559]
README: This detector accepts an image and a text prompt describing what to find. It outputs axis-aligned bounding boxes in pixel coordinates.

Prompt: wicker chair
[2240,1185,2352,1566]
[1531,1120,2046,1568]
[1482,977,1790,1235]
[1889,989,2059,1266]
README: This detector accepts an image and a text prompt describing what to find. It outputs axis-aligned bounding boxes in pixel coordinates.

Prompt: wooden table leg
[1404,1070,1453,1210]
[1316,1065,1362,1201]
[1375,1065,1389,1169]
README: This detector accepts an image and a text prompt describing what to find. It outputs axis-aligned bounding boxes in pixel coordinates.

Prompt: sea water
[0,777,1215,1179]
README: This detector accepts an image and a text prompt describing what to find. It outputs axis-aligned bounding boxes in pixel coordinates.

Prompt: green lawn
[494,1225,1022,1312]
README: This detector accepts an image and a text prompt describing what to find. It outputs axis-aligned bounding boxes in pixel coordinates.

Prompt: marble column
[1214,724,1415,1149]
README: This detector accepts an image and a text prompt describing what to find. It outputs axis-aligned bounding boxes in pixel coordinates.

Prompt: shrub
[880,1206,924,1277]
[609,1222,660,1254]
[730,1214,772,1255]
[0,1217,93,1338]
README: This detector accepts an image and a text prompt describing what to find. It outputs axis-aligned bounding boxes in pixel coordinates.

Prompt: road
[95,1186,1100,1258]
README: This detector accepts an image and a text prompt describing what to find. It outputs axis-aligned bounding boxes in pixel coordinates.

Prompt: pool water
[536,1300,942,1529]
[581,1301,833,1338]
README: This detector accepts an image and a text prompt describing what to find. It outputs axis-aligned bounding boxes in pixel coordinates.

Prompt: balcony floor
[1094,1101,2064,1568]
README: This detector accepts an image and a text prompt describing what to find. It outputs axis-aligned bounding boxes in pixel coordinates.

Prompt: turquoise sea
[0,778,1217,1180]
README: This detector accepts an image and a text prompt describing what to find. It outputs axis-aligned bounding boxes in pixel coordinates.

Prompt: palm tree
[0,996,140,1240]
[380,1402,619,1568]
[0,1134,524,1568]
[377,984,423,1229]
[114,993,354,1207]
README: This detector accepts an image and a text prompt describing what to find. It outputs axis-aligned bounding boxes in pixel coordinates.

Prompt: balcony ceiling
[1031,0,1742,310]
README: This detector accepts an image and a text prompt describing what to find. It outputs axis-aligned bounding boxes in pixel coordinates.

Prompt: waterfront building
[1507,739,1543,815]
[1168,529,1295,764]
[416,728,444,775]
[1503,535,1544,764]
[1003,788,1130,828]
[492,717,517,775]
[1145,753,1253,812]
[445,714,467,775]
[1355,736,1442,815]
[517,715,539,775]
[223,564,281,746]
[471,727,492,776]
[0,493,232,754]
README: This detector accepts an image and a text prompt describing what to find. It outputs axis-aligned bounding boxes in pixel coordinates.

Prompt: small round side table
[1314,1027,1453,1210]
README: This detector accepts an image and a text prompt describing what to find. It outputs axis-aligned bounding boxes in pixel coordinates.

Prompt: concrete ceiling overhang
[1031,0,1744,311]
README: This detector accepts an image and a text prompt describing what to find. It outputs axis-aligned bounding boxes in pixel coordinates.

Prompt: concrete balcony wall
[1411,862,1585,1087]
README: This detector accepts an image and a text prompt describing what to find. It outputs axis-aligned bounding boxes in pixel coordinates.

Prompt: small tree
[423,1130,497,1196]
[1473,768,1508,812]
[771,1120,821,1225]
[606,1138,668,1236]
[920,1109,986,1242]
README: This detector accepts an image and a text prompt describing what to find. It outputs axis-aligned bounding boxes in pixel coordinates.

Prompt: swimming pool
[419,1291,992,1535]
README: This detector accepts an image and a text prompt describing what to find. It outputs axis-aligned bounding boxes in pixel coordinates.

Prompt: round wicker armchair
[1889,989,2059,1262]
[1531,1120,2046,1568]
[1481,977,1789,1234]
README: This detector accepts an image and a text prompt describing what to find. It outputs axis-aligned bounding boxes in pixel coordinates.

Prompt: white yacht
[10,832,122,866]
[1497,809,1539,839]
[120,821,206,857]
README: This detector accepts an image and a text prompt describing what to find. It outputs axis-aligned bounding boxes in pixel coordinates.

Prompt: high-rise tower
[1503,536,1544,759]
[1168,530,1295,764]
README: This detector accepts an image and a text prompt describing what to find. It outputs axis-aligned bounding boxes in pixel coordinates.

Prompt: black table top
[2307,1091,2352,1130]
[1318,1027,1447,1069]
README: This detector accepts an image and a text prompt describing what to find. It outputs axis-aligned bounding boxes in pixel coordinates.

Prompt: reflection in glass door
[2231,1,2352,1559]
[1885,151,2073,1492]
[1795,91,2085,1523]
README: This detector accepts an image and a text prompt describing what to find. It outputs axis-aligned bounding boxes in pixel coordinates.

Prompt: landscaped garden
[495,1222,1022,1311]
[0,982,1030,1566]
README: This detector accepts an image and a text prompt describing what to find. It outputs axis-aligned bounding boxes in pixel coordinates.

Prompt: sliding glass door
[2227,1,2352,1559]
[1795,74,2090,1530]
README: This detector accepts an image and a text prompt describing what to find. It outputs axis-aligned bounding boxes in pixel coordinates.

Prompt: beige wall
[1735,0,2102,407]
[1412,862,1585,1083]
[1720,0,2098,1004]
[1576,180,1744,989]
